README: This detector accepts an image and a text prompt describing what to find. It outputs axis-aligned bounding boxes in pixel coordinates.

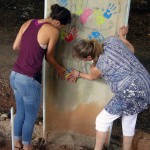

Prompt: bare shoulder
[21,19,33,33]
[42,24,59,37]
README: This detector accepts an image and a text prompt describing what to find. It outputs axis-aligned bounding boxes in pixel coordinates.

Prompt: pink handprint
[64,27,78,42]
[80,8,93,25]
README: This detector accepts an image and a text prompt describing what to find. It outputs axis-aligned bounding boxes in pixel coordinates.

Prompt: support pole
[125,0,131,26]
[42,0,48,139]
[10,107,14,150]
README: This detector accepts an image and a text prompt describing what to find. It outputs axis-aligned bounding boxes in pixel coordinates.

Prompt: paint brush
[64,66,71,73]
[63,67,73,80]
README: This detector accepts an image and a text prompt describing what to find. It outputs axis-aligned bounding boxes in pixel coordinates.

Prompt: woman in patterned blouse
[70,26,150,150]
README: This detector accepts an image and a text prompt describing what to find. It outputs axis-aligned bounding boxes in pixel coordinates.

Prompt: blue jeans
[10,71,41,145]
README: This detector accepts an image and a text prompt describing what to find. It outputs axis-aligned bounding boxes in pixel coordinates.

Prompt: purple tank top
[13,19,47,81]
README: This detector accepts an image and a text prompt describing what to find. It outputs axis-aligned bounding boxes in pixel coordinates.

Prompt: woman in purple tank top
[10,4,71,150]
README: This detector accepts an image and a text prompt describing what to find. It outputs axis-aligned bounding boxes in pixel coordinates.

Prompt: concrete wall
[44,0,130,139]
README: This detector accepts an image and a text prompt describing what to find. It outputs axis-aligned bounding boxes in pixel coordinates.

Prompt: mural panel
[44,0,130,138]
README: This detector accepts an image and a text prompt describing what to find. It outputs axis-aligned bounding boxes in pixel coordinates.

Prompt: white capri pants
[95,109,137,136]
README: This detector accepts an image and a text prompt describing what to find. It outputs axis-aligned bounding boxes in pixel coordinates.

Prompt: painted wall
[44,0,129,138]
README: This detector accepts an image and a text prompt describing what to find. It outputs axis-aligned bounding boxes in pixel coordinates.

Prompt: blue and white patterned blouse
[96,36,150,115]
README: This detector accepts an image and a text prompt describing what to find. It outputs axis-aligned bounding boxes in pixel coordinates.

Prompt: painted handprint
[88,30,104,43]
[103,3,117,19]
[80,8,93,25]
[94,9,105,25]
[57,0,68,7]
[73,0,85,16]
[60,30,66,40]
[64,27,78,42]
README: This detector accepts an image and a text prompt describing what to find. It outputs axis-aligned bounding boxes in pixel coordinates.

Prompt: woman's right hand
[70,69,80,78]
[56,67,66,79]
[118,26,128,37]
[65,69,79,82]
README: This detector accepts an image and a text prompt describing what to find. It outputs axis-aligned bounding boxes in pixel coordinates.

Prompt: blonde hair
[73,39,103,65]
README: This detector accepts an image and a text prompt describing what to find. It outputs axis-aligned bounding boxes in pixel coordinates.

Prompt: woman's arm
[71,66,102,80]
[118,26,135,53]
[45,26,65,77]
[13,20,32,51]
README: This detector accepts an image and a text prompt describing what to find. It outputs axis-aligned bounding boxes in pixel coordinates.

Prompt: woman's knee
[95,109,120,132]
[122,114,137,136]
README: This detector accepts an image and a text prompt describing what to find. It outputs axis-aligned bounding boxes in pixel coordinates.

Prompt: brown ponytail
[73,39,103,66]
[90,39,103,65]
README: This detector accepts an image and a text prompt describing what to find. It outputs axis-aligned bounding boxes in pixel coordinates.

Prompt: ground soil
[0,0,150,150]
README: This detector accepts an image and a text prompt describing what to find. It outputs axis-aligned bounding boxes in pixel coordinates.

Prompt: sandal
[15,146,23,150]
[20,148,36,150]
[22,147,36,150]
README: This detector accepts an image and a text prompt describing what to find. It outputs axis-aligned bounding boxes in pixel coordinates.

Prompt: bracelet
[78,71,81,77]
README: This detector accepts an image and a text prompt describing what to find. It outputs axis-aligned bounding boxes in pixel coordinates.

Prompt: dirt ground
[0,0,150,150]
